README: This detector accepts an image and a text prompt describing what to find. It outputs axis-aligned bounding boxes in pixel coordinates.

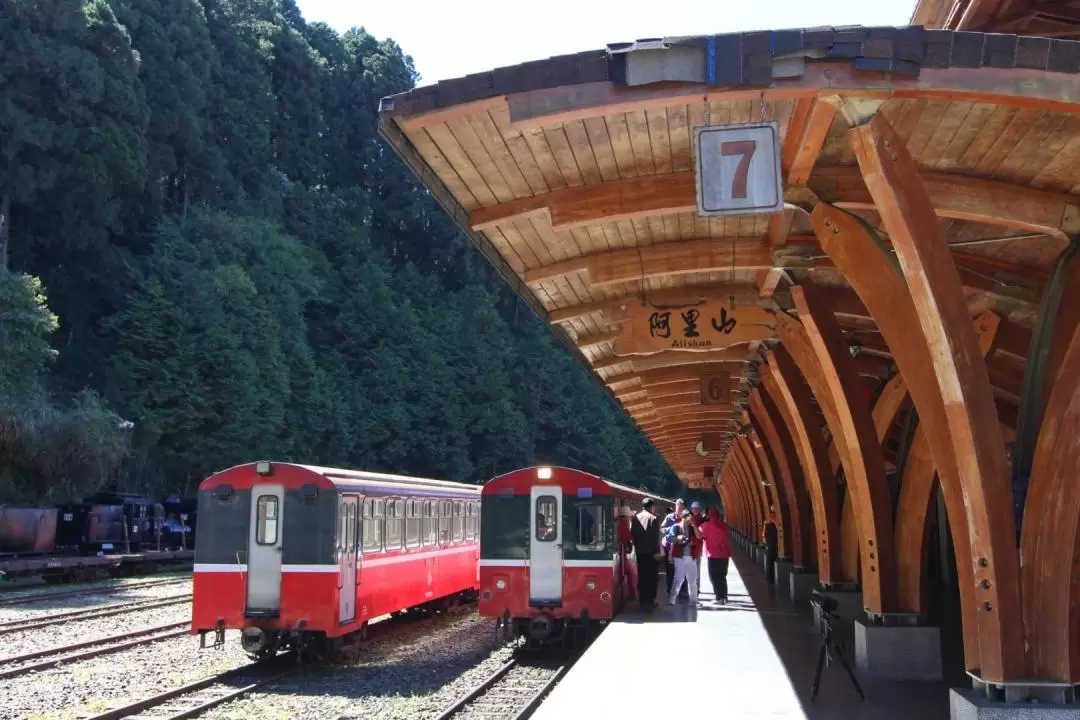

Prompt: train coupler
[211,620,226,649]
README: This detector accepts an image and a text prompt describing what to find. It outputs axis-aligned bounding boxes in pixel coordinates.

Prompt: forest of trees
[0,0,682,502]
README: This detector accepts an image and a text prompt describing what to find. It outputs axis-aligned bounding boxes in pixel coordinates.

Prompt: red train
[478,466,674,646]
[190,462,481,657]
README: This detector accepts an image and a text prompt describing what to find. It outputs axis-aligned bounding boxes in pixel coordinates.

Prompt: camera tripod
[810,610,865,702]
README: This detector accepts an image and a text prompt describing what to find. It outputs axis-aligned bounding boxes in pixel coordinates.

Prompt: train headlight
[495,578,507,590]
[585,581,596,591]
[537,467,553,479]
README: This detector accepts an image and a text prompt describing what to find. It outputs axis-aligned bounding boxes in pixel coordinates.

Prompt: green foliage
[0,271,57,409]
[0,0,682,502]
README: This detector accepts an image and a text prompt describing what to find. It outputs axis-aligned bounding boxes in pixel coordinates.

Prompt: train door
[246,484,284,613]
[338,494,359,623]
[529,486,562,604]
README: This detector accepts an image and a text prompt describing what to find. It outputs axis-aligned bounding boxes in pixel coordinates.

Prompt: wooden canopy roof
[378,25,1080,488]
[912,0,1080,37]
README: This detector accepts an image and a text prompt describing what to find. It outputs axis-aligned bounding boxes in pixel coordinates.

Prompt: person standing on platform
[617,506,638,601]
[631,498,662,609]
[665,510,702,606]
[762,510,779,585]
[701,508,732,603]
[660,499,685,596]
[689,501,706,595]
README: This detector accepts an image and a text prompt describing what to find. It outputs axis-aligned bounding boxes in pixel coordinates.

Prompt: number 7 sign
[694,121,783,217]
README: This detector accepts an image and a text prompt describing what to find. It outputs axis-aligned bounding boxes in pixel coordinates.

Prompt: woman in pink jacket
[700,508,732,604]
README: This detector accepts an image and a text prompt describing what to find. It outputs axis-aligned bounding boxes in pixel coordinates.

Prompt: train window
[575,505,606,551]
[422,500,437,546]
[346,501,357,551]
[438,500,451,545]
[255,496,279,545]
[405,500,421,548]
[362,498,380,552]
[452,501,464,542]
[535,496,558,542]
[386,499,403,550]
[465,502,476,540]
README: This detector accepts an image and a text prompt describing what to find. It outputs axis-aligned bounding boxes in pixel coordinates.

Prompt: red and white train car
[478,465,673,646]
[191,461,481,656]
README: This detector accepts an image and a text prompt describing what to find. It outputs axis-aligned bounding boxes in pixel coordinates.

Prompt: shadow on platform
[606,551,952,720]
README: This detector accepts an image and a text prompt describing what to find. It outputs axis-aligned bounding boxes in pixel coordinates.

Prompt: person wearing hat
[664,509,703,606]
[630,498,662,609]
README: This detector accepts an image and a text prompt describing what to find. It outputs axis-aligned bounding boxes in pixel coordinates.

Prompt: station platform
[532,547,952,720]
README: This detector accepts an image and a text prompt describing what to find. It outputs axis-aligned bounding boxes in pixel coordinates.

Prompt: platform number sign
[700,372,731,406]
[694,121,783,217]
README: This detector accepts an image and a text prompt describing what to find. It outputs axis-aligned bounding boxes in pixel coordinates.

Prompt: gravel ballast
[199,610,514,720]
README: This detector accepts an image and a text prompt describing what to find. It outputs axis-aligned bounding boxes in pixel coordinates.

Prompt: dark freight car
[0,508,58,555]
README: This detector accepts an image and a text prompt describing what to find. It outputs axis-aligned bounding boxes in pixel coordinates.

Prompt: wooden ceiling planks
[379,26,1080,480]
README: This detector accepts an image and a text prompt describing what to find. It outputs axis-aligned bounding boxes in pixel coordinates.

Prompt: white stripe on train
[194,545,477,573]
[479,558,617,568]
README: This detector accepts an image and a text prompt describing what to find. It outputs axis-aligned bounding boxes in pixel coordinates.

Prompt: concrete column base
[950,688,1080,719]
[789,569,818,612]
[854,619,942,681]
[813,589,864,630]
[774,559,793,589]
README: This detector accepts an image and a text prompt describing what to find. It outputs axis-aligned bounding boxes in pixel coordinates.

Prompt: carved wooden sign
[612,298,774,355]
[694,121,783,217]
[701,372,731,405]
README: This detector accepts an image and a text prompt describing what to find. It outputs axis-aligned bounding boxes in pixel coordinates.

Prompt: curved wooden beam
[473,165,1078,242]
[894,311,1001,615]
[524,237,776,288]
[726,455,753,537]
[595,349,748,373]
[839,494,861,585]
[504,63,1080,132]
[1020,312,1080,681]
[810,199,988,664]
[749,389,810,566]
[761,347,843,582]
[851,111,1022,681]
[744,425,790,558]
[787,284,898,613]
[894,427,938,613]
[873,374,912,441]
[735,437,768,537]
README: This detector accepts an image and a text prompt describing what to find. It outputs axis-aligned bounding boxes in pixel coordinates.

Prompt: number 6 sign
[694,121,783,217]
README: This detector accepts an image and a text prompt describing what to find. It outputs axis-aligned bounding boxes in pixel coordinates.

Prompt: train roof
[200,462,482,497]
[484,466,674,505]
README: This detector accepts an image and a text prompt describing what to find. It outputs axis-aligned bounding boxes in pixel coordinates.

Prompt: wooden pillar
[761,347,842,582]
[750,387,812,567]
[894,312,1000,615]
[748,399,800,561]
[778,288,897,613]
[1021,306,1080,681]
[735,437,768,535]
[732,454,761,537]
[1013,244,1080,527]
[744,424,790,558]
[822,110,1024,681]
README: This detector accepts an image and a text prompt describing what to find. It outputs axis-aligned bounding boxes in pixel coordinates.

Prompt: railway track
[80,655,295,720]
[0,621,190,679]
[0,576,190,607]
[0,593,192,635]
[434,657,569,720]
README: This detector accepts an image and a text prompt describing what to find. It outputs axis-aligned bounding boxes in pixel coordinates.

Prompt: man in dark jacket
[762,511,779,585]
[631,498,662,609]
